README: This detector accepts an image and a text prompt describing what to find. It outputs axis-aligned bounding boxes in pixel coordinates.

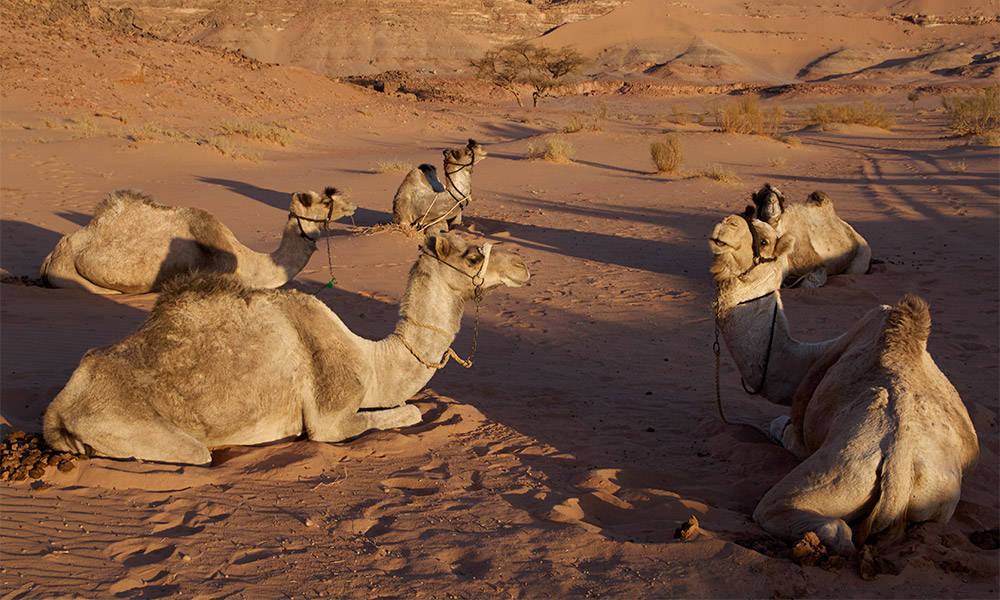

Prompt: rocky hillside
[100,0,624,76]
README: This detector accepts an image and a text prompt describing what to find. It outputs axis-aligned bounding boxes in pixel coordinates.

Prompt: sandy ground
[1,3,998,599]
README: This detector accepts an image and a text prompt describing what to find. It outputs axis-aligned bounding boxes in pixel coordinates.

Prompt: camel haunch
[710,214,978,555]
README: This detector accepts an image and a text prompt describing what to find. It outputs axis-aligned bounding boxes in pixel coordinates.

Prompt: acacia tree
[471,42,585,107]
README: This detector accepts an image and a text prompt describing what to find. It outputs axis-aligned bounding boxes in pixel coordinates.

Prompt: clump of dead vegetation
[216,120,292,146]
[528,137,575,163]
[650,135,682,173]
[374,160,412,173]
[941,84,999,140]
[714,95,784,136]
[699,163,739,183]
[803,101,896,130]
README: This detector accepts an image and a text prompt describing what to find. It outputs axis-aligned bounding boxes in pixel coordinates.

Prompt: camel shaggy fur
[751,183,871,288]
[41,188,356,294]
[710,214,978,556]
[393,139,486,233]
[43,233,530,465]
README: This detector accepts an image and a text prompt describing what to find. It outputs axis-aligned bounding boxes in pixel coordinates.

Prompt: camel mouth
[501,264,530,287]
[709,237,735,252]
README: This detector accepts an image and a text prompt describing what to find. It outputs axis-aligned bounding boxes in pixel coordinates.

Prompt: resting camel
[392,139,486,233]
[750,183,871,288]
[40,188,356,294]
[43,232,530,465]
[710,212,978,556]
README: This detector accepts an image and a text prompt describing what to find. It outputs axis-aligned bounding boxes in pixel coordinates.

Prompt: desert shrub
[527,137,574,163]
[803,101,896,129]
[714,95,784,136]
[941,84,999,136]
[563,113,586,133]
[69,116,97,138]
[650,136,682,173]
[206,136,261,161]
[375,160,412,173]
[126,123,184,141]
[700,164,739,183]
[216,120,290,145]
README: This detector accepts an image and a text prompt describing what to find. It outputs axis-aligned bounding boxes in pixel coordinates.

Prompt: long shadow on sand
[1,220,64,277]
[195,176,289,210]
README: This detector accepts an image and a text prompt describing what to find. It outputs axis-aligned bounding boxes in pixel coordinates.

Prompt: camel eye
[760,239,769,246]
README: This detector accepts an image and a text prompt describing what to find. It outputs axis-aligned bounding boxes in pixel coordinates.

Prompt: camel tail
[43,403,88,455]
[879,294,931,359]
[854,410,913,546]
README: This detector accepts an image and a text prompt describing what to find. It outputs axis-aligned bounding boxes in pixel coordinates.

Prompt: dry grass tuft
[650,136,682,173]
[699,164,739,183]
[803,102,896,130]
[126,123,185,142]
[205,136,261,161]
[374,160,413,173]
[69,116,97,138]
[528,137,575,163]
[941,84,999,136]
[715,95,784,136]
[216,120,290,145]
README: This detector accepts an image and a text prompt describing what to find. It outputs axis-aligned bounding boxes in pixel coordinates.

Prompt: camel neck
[236,219,318,288]
[443,163,472,198]
[367,259,466,405]
[716,292,835,406]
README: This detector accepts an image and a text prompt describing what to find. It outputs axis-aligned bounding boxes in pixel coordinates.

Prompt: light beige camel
[40,188,356,294]
[43,232,530,465]
[392,139,486,233]
[751,183,871,288]
[710,213,978,556]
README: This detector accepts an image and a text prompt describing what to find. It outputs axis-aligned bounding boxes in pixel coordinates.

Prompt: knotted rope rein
[290,203,338,292]
[416,158,475,232]
[712,212,780,423]
[395,242,493,370]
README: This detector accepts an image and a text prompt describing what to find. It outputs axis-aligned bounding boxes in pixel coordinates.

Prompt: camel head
[422,232,529,297]
[709,209,794,295]
[443,139,487,168]
[751,183,785,225]
[290,187,357,224]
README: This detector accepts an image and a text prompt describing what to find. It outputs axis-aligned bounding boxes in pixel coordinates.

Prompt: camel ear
[293,191,313,207]
[467,138,477,148]
[775,234,795,258]
[324,187,339,198]
[742,205,755,220]
[425,233,452,259]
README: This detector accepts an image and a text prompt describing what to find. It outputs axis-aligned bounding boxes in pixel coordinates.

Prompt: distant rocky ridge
[99,0,624,76]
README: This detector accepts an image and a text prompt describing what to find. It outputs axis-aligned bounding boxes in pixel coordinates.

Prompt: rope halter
[289,200,335,242]
[398,241,494,370]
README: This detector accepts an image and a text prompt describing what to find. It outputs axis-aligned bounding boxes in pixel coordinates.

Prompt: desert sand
[1,1,997,598]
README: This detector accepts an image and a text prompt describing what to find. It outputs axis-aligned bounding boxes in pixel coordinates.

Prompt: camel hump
[93,189,165,218]
[155,271,254,310]
[880,294,931,356]
[806,190,833,207]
